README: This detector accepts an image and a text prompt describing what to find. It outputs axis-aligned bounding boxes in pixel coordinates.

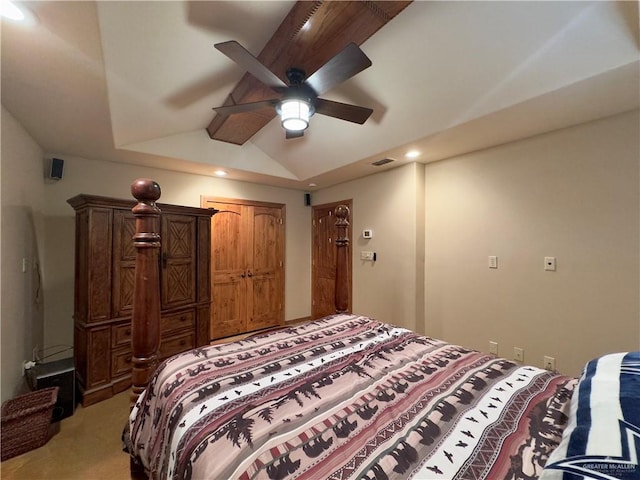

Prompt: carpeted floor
[1,390,131,480]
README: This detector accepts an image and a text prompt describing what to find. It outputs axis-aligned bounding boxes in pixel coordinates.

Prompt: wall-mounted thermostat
[362,229,373,239]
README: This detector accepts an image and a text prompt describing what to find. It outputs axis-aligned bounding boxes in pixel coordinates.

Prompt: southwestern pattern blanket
[124,315,576,479]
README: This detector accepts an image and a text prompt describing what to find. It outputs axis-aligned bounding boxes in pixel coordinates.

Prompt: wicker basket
[1,387,58,461]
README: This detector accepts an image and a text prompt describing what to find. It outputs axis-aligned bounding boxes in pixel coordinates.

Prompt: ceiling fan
[212,40,374,139]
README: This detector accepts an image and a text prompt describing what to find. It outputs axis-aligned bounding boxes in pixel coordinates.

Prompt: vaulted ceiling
[2,1,638,190]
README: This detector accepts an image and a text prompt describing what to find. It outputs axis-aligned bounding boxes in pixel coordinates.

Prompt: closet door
[208,202,247,338]
[203,198,284,339]
[246,205,284,332]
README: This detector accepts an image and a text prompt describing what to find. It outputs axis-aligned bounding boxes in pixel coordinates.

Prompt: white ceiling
[2,1,638,190]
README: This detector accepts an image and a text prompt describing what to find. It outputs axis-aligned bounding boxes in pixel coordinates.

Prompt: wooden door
[312,200,352,319]
[202,198,285,339]
[246,205,284,331]
[207,202,247,338]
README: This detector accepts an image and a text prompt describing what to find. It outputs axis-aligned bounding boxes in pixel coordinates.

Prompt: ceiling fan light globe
[282,118,308,131]
[279,99,311,132]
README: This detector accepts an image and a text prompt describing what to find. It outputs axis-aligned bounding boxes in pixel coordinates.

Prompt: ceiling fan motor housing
[282,69,317,111]
[276,68,317,131]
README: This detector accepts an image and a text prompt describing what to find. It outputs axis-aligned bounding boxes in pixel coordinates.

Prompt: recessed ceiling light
[1,1,37,25]
[308,183,317,187]
[214,170,227,177]
[405,150,421,159]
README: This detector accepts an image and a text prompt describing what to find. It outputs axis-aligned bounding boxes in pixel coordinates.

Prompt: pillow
[540,351,639,480]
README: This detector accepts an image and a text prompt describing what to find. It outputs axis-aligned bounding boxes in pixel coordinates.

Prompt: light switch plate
[360,251,374,261]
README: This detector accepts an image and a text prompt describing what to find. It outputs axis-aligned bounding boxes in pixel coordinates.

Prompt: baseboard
[285,316,311,325]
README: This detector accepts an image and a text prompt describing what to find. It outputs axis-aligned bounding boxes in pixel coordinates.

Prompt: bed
[123,179,636,480]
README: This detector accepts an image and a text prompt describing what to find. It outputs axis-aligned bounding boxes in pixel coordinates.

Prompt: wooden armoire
[201,197,285,339]
[68,194,214,406]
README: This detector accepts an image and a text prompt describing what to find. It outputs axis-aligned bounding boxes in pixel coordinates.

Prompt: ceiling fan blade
[305,43,372,95]
[213,99,278,115]
[314,98,373,124]
[285,130,304,140]
[215,41,287,92]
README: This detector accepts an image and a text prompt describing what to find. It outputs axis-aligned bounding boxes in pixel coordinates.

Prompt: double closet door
[202,197,285,339]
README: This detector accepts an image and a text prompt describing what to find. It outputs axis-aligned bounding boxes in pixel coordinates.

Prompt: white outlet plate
[544,355,556,371]
[488,256,498,269]
[514,347,524,362]
[489,341,498,355]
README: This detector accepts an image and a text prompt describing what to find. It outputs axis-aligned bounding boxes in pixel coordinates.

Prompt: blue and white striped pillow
[541,351,640,480]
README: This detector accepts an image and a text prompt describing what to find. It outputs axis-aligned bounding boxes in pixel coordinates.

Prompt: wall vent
[371,158,395,167]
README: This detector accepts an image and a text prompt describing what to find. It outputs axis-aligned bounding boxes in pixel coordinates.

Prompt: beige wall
[313,162,426,333]
[1,106,46,401]
[425,110,640,376]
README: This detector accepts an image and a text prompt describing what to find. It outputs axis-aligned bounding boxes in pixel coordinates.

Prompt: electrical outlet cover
[514,347,524,362]
[543,355,556,371]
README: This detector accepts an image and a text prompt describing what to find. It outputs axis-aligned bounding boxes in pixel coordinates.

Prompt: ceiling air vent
[371,158,395,167]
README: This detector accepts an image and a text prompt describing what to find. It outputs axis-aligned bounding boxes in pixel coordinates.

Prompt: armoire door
[312,200,352,319]
[202,198,284,339]
[112,210,136,319]
[161,214,197,309]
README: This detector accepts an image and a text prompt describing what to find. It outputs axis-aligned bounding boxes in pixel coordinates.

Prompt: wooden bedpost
[334,205,350,314]
[129,179,162,409]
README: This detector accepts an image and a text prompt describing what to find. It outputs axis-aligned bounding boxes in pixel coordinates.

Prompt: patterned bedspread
[125,314,576,480]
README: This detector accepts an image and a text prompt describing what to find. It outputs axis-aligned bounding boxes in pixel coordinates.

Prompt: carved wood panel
[86,326,110,388]
[161,215,196,308]
[112,211,136,318]
[87,208,112,322]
